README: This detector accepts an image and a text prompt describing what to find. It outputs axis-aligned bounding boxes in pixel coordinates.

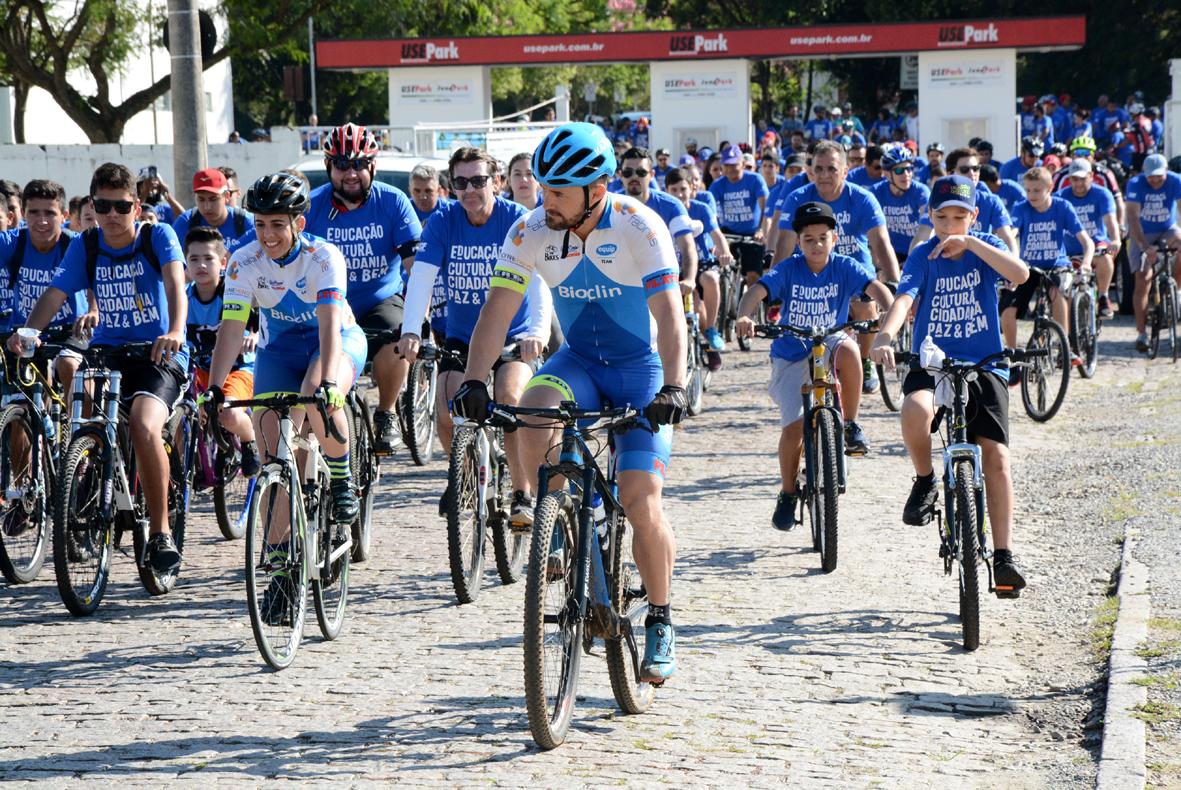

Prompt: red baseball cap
[193,167,228,193]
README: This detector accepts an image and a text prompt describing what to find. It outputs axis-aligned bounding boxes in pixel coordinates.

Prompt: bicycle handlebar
[753,320,878,340]
[893,347,1048,374]
[218,393,347,448]
[484,401,643,432]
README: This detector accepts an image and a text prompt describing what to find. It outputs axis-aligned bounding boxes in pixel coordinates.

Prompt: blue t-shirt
[869,118,896,142]
[186,282,255,374]
[51,223,187,364]
[412,197,452,225]
[1010,197,1085,270]
[757,252,873,362]
[652,165,671,189]
[147,202,175,225]
[900,231,1008,379]
[804,119,832,141]
[1069,122,1092,142]
[1020,112,1037,138]
[870,180,930,255]
[0,229,87,330]
[708,172,769,235]
[414,197,533,344]
[919,188,1012,236]
[765,179,788,220]
[172,206,256,255]
[1126,172,1181,233]
[687,199,718,261]
[304,181,422,317]
[1032,116,1054,144]
[998,155,1039,184]
[695,189,718,216]
[1057,185,1115,253]
[778,182,886,274]
[847,166,883,190]
[774,172,811,214]
[643,189,693,238]
[991,180,1027,213]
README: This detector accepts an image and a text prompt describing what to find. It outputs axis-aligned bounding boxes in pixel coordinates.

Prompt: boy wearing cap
[709,144,770,286]
[871,175,1031,595]
[736,201,893,530]
[1126,153,1181,350]
[1058,158,1119,318]
[172,168,257,255]
[653,148,672,189]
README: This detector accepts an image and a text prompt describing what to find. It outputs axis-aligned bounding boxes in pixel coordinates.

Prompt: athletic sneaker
[704,326,725,351]
[1136,333,1150,353]
[373,410,399,455]
[902,474,938,526]
[862,358,879,394]
[147,532,181,574]
[641,622,677,683]
[772,491,798,531]
[844,420,870,456]
[331,478,360,523]
[238,441,261,478]
[1098,294,1113,318]
[705,350,722,371]
[992,549,1027,598]
[509,490,534,531]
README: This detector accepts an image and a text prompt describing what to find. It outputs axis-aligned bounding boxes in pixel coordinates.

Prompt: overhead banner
[319,16,1085,69]
[661,73,739,101]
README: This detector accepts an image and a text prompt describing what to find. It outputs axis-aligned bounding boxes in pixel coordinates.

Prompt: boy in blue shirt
[1003,167,1093,357]
[870,176,1031,596]
[736,201,893,530]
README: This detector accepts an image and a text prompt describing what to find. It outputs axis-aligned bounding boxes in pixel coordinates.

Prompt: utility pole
[167,0,207,187]
[308,17,318,119]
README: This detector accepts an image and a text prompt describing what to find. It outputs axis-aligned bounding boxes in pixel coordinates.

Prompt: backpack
[82,224,161,287]
[6,229,74,291]
[192,206,247,237]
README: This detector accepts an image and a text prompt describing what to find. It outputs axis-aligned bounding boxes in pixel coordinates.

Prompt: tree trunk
[12,81,28,144]
[805,61,814,120]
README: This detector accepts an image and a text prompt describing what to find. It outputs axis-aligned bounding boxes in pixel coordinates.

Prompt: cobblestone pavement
[2,320,1162,788]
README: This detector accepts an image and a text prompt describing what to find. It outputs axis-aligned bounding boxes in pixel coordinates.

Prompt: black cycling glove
[645,385,689,426]
[452,379,492,421]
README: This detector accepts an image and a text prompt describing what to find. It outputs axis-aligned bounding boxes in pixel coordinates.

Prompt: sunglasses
[1071,149,1091,157]
[891,165,914,175]
[957,165,981,174]
[452,175,492,191]
[620,168,650,178]
[90,197,135,215]
[329,156,371,172]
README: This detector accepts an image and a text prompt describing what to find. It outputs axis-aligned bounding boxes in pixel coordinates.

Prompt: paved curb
[1097,526,1150,790]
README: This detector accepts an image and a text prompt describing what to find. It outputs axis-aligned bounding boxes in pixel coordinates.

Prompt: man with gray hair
[409,163,450,225]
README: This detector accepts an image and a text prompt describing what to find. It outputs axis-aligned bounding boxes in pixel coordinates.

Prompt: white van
[290,153,451,194]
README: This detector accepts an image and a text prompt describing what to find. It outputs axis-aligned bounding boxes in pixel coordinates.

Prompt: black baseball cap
[792,201,837,233]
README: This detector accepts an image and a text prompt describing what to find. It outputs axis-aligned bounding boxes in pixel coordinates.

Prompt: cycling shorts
[193,368,254,402]
[357,293,405,361]
[999,268,1072,319]
[724,233,767,276]
[902,368,1009,445]
[437,337,543,375]
[524,346,673,479]
[253,326,366,398]
[1127,227,1181,275]
[100,352,188,411]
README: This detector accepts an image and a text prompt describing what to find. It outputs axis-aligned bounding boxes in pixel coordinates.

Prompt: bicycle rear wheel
[312,476,350,640]
[213,434,253,541]
[1149,282,1163,359]
[1020,319,1070,422]
[245,466,308,670]
[400,357,437,466]
[1165,282,1178,363]
[1073,289,1099,379]
[606,511,655,715]
[445,426,487,603]
[523,490,582,750]
[952,460,981,651]
[814,411,840,574]
[0,405,50,584]
[878,316,912,411]
[490,445,526,585]
[685,330,705,417]
[135,414,191,596]
[52,433,112,616]
[348,398,376,563]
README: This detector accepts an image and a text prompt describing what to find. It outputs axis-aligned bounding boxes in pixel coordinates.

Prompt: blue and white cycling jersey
[491,194,680,365]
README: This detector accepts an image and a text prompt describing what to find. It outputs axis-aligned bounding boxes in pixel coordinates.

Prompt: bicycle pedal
[993,586,1021,600]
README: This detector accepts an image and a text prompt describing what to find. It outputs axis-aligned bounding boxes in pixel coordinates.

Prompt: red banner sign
[318,16,1085,69]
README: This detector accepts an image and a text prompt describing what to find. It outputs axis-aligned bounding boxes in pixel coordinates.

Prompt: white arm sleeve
[521,273,552,343]
[400,260,440,337]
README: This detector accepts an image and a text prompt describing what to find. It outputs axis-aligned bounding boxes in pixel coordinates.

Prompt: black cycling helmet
[927,142,944,154]
[1021,135,1044,156]
[245,172,310,216]
[1050,142,1068,158]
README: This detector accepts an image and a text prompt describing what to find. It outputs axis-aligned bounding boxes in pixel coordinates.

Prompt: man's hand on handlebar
[315,380,345,415]
[517,336,543,362]
[869,334,896,371]
[735,315,755,339]
[73,310,99,340]
[396,333,421,363]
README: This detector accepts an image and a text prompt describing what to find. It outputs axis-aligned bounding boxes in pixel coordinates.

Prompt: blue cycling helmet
[532,122,616,188]
[881,143,916,168]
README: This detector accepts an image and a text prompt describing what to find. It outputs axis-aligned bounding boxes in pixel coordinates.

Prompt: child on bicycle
[183,226,260,476]
[870,176,1030,596]
[735,201,893,531]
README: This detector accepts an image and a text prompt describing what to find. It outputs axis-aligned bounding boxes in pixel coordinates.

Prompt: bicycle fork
[941,443,994,589]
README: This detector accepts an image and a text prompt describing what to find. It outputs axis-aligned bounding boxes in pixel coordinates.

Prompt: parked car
[290,153,451,194]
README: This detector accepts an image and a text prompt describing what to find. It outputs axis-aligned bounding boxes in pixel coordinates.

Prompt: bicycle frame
[69,368,136,523]
[451,416,503,527]
[799,335,848,496]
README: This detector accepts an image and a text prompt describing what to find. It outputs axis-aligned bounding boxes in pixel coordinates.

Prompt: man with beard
[619,147,698,294]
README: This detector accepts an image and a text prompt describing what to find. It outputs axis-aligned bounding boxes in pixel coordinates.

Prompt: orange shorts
[193,368,254,403]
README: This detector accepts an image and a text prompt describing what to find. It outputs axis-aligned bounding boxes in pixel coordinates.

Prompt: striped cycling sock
[325,452,351,481]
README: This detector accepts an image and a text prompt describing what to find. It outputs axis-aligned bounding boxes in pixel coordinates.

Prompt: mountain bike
[1067,255,1101,378]
[724,232,765,351]
[1019,268,1071,422]
[683,292,707,416]
[877,313,913,412]
[1145,239,1178,363]
[490,402,653,750]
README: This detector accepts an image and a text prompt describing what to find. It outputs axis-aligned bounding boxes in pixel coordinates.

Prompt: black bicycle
[724,232,765,351]
[896,347,1046,650]
[1019,268,1071,422]
[489,402,653,750]
[1145,239,1178,363]
[1066,255,1101,378]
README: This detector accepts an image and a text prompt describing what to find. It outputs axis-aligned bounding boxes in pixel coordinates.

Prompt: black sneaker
[330,478,360,523]
[438,484,450,518]
[992,549,1027,598]
[902,474,938,526]
[1136,333,1150,353]
[509,490,534,532]
[373,410,399,455]
[259,573,295,626]
[238,441,261,478]
[1098,295,1114,319]
[844,420,870,456]
[772,491,799,531]
[147,532,182,574]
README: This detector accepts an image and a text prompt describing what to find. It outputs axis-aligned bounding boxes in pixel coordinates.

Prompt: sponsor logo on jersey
[228,261,239,280]
[510,221,526,247]
[557,283,623,301]
[544,244,560,261]
[595,243,618,256]
[295,276,307,289]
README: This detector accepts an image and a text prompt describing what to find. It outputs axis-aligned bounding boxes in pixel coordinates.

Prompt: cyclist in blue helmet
[453,122,688,684]
[872,144,931,266]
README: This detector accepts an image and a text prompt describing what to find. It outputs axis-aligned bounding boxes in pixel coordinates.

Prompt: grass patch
[1150,617,1181,632]
[1136,640,1181,660]
[1132,701,1181,726]
[1091,596,1121,663]
[1104,491,1145,522]
[1132,673,1181,690]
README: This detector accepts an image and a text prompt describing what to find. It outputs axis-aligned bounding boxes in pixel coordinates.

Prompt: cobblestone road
[4,321,1161,787]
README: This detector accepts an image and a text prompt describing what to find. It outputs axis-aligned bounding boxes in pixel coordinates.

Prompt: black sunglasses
[90,197,135,215]
[452,175,492,191]
[621,168,650,178]
[957,165,981,174]
[891,165,914,175]
[329,156,371,172]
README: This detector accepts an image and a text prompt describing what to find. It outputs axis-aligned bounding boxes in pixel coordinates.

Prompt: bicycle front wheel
[879,316,912,412]
[0,405,50,584]
[952,460,981,651]
[245,466,308,670]
[213,435,253,541]
[490,446,526,585]
[401,357,437,466]
[685,332,705,417]
[445,426,487,603]
[347,398,376,563]
[52,433,112,616]
[312,477,350,640]
[1073,288,1099,379]
[523,490,583,750]
[1020,319,1070,422]
[606,512,655,715]
[814,410,840,574]
[1165,281,1179,364]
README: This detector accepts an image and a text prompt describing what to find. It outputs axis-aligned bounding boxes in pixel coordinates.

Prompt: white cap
[1144,153,1168,177]
[830,107,843,117]
[1068,158,1092,177]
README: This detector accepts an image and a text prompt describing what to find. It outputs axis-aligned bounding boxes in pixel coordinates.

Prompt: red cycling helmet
[322,122,380,161]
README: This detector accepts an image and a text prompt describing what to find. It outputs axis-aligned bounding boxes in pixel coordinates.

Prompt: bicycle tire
[445,426,486,604]
[134,413,190,596]
[52,433,112,617]
[401,357,437,466]
[878,316,912,412]
[815,410,840,574]
[1020,319,1070,422]
[490,445,526,585]
[1149,280,1163,359]
[245,465,307,670]
[1074,289,1099,379]
[213,434,251,541]
[312,475,350,640]
[523,490,582,750]
[0,405,50,584]
[718,268,734,343]
[348,398,375,563]
[736,280,754,352]
[606,511,655,715]
[685,338,704,417]
[952,460,981,651]
[1166,282,1179,364]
